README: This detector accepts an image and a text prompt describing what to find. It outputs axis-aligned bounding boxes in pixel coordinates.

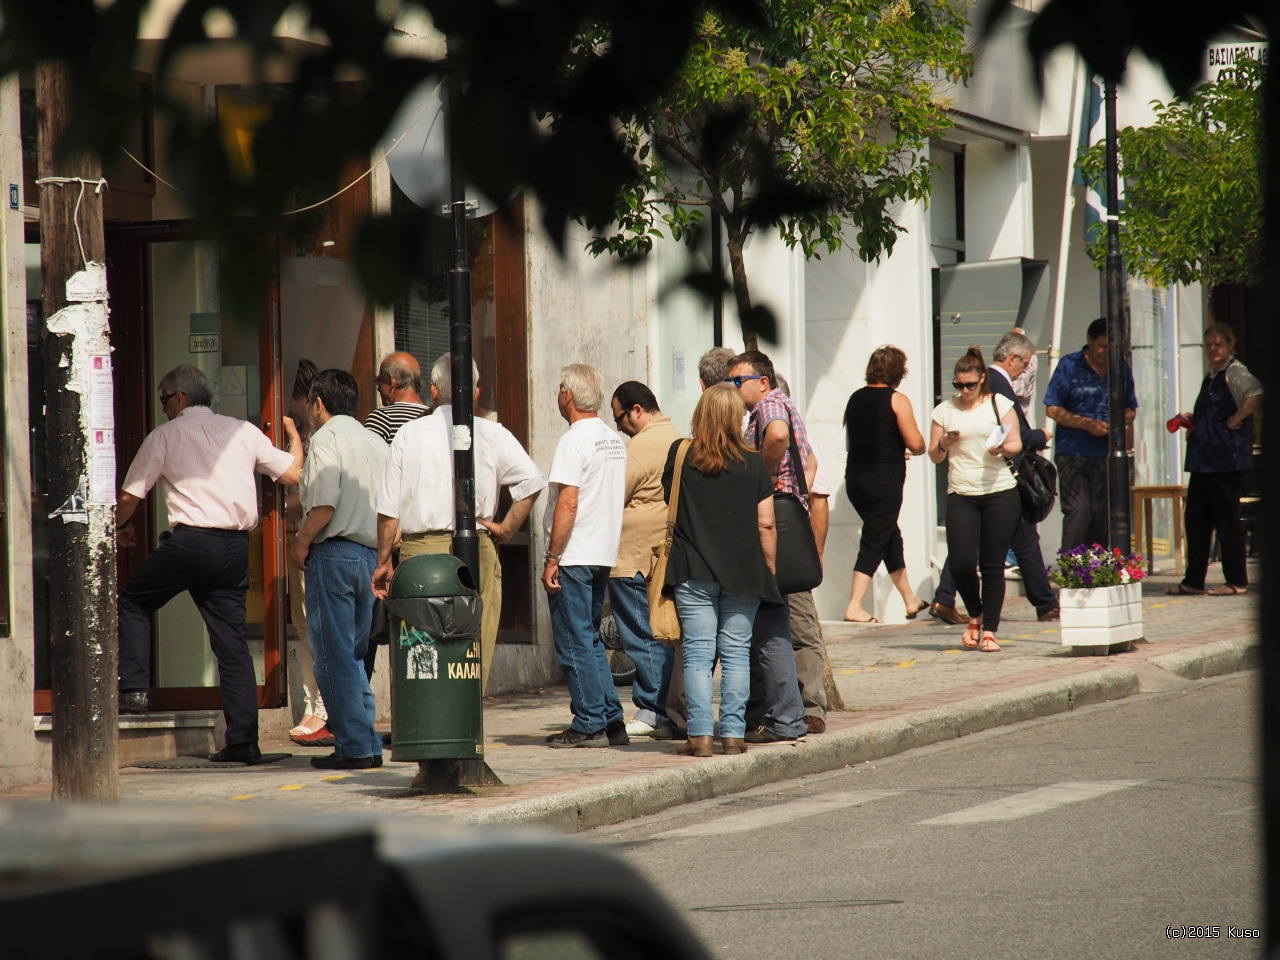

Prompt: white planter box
[1059,582,1144,647]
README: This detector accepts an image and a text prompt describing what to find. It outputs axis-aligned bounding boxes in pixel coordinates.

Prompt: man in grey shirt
[291,369,389,770]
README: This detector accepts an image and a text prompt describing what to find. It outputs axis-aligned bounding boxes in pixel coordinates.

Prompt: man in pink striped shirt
[115,365,302,764]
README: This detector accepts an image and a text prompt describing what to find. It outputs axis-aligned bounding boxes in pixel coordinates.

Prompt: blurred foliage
[0,0,765,314]
[565,0,971,335]
[1077,56,1263,290]
[981,0,1267,95]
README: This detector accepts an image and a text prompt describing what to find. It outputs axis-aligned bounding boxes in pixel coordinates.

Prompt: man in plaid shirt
[727,350,815,742]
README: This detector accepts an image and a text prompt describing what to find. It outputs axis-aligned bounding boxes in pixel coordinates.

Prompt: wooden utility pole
[36,62,118,800]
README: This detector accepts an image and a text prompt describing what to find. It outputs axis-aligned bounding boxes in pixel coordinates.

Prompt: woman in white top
[928,347,1023,652]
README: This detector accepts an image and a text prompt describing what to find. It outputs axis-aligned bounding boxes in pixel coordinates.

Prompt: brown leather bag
[647,439,691,645]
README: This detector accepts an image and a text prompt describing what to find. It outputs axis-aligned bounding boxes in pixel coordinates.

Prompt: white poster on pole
[88,354,116,505]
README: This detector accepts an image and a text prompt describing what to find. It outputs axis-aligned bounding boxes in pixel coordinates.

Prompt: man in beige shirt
[290,369,389,770]
[609,381,682,737]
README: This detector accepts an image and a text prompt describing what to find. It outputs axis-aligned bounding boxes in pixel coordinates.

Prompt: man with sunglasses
[115,365,303,764]
[1043,318,1137,550]
[726,351,812,744]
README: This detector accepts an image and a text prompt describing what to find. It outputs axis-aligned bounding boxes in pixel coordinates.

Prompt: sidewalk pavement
[3,566,1258,831]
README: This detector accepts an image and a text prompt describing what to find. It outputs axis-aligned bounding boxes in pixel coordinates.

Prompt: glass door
[115,229,287,712]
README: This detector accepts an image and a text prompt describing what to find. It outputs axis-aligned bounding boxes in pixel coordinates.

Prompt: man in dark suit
[930,332,1060,623]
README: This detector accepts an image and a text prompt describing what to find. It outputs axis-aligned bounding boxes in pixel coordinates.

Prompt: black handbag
[772,419,823,595]
[991,395,1057,524]
[1011,449,1057,524]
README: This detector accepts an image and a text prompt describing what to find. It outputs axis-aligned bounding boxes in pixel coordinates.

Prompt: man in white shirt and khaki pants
[372,353,545,692]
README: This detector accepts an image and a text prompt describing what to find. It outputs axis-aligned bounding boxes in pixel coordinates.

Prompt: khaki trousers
[788,590,827,719]
[400,531,501,693]
[287,533,325,720]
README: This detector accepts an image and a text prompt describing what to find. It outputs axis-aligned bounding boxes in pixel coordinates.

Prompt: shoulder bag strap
[991,393,1019,477]
[785,410,810,498]
[667,439,692,531]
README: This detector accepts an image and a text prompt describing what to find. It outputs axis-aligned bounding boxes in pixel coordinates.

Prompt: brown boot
[678,735,714,757]
[721,737,747,755]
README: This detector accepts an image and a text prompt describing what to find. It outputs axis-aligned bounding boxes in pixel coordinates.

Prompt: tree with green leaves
[578,0,971,340]
[1077,55,1263,292]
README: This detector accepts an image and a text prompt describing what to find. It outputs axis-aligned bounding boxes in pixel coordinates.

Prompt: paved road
[592,672,1262,960]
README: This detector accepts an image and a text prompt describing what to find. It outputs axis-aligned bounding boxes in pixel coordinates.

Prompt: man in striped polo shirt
[364,352,428,443]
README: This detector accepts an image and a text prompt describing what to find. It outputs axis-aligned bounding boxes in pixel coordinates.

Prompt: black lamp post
[1103,77,1132,552]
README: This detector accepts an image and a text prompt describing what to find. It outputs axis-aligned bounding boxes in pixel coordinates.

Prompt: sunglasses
[724,374,763,388]
[159,391,178,405]
[952,380,981,391]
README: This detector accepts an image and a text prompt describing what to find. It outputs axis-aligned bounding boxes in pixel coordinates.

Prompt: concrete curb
[1147,636,1260,681]
[466,664,1142,833]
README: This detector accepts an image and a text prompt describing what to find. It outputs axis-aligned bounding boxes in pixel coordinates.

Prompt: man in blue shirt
[1043,317,1138,549]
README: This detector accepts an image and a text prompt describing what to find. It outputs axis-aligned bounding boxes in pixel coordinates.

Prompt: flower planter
[1059,581,1144,648]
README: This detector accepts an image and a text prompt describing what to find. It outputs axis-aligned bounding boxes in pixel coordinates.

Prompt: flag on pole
[1073,74,1122,245]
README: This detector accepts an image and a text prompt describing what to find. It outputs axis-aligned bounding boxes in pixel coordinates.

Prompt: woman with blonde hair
[661,383,782,757]
[928,347,1022,652]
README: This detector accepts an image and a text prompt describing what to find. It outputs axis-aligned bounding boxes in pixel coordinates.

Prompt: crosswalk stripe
[919,780,1145,825]
[652,791,902,840]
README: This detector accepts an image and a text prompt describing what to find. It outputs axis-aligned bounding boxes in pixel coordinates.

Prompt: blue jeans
[305,539,382,758]
[549,565,624,734]
[674,580,758,739]
[609,574,675,725]
[746,601,808,738]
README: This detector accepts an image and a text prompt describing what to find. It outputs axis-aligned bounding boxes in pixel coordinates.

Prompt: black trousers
[945,489,1022,633]
[846,472,906,576]
[1183,470,1248,589]
[934,515,1057,616]
[1057,454,1108,550]
[118,526,258,746]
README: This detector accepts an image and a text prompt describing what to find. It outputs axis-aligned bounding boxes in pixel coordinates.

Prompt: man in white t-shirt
[541,364,630,748]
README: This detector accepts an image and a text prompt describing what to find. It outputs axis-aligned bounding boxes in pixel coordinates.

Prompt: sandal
[1166,583,1206,596]
[1206,584,1247,596]
[961,618,981,649]
[978,632,1001,653]
[904,600,928,620]
[289,714,327,739]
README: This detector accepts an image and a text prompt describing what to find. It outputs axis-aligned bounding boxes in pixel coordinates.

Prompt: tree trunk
[726,228,757,351]
[820,623,847,712]
[37,62,118,801]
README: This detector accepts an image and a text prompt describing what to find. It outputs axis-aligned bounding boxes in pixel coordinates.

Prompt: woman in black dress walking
[842,346,928,623]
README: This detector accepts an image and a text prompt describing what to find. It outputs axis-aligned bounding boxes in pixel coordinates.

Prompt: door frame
[34,221,287,713]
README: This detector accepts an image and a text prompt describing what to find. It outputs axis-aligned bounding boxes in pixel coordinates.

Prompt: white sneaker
[625,718,656,737]
[1004,564,1022,580]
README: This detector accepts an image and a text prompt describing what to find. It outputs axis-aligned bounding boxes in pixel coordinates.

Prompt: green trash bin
[385,554,484,762]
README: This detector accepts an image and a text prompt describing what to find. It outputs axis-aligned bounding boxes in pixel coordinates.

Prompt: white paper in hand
[986,423,1011,450]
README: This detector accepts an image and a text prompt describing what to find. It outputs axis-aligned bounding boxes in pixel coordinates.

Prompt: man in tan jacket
[608,381,682,737]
